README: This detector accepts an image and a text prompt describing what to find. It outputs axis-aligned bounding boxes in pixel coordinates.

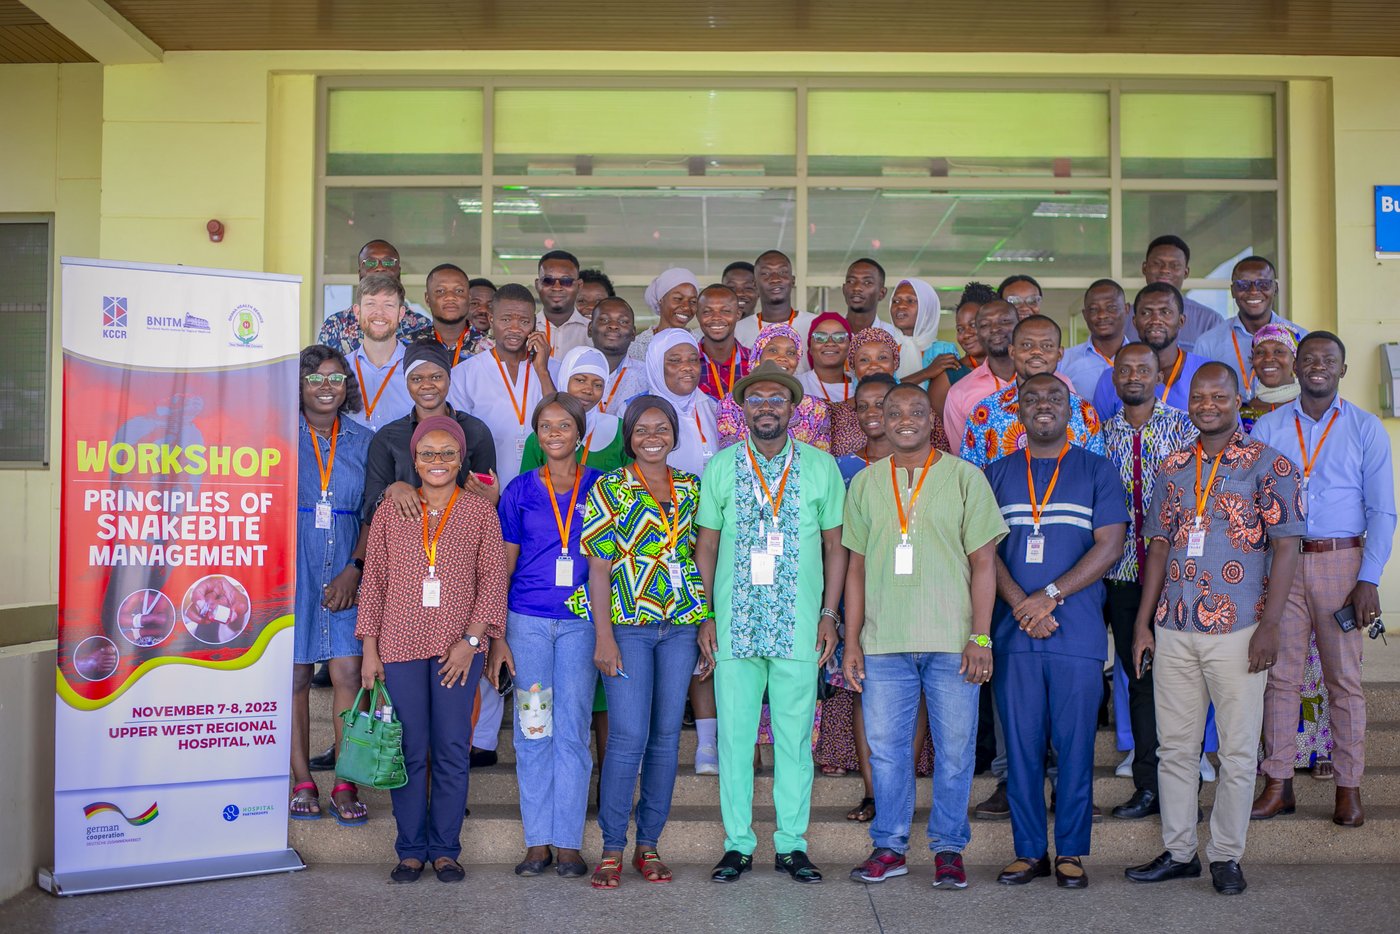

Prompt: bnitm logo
[222,804,240,822]
[83,801,159,826]
[102,296,129,339]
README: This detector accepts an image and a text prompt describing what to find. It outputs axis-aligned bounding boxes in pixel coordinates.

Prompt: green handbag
[335,679,408,790]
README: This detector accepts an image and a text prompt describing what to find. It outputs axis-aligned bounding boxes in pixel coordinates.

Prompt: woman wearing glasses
[290,345,373,826]
[358,415,508,884]
[716,324,831,451]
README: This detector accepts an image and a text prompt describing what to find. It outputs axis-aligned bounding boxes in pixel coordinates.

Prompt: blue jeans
[862,652,979,854]
[506,610,596,850]
[597,621,699,851]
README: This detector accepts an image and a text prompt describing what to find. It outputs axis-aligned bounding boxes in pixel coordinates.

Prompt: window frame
[0,213,54,469]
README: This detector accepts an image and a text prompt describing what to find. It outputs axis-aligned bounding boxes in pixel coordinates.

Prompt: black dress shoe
[390,861,423,883]
[469,747,498,768]
[556,859,588,878]
[1210,860,1247,895]
[775,850,823,884]
[514,851,553,876]
[1125,851,1202,883]
[997,854,1051,885]
[434,859,466,883]
[308,745,336,772]
[1054,856,1088,889]
[1113,789,1161,820]
[710,850,753,883]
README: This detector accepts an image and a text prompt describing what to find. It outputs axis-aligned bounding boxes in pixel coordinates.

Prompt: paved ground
[5,862,1400,934]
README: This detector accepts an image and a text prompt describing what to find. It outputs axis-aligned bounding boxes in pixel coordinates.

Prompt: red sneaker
[934,851,968,889]
[850,848,908,883]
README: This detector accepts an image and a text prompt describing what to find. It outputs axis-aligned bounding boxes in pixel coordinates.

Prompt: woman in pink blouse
[358,415,508,884]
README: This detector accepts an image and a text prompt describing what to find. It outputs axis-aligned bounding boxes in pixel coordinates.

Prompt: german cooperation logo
[102,296,129,339]
[82,801,158,846]
[228,304,264,348]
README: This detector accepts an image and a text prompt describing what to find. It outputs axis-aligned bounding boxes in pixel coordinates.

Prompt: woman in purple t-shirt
[488,393,602,879]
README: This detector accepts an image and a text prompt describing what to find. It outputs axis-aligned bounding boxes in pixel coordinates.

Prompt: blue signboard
[1377,186,1400,256]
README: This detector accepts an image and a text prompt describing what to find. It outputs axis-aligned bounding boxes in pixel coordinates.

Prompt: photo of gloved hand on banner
[115,589,176,647]
[181,574,251,645]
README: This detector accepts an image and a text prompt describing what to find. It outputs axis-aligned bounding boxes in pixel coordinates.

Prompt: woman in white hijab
[888,277,963,394]
[635,328,717,477]
[521,346,630,472]
[627,268,701,365]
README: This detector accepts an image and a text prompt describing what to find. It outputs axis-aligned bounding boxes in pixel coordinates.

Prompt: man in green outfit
[696,360,848,885]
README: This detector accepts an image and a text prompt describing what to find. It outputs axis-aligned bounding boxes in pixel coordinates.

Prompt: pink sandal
[328,781,368,827]
[289,781,321,821]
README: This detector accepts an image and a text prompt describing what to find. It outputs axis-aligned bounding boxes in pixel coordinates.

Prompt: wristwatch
[968,634,992,649]
[1044,582,1064,605]
[464,634,482,649]
[350,558,365,572]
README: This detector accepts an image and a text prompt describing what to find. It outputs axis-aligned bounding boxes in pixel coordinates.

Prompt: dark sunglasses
[540,275,577,288]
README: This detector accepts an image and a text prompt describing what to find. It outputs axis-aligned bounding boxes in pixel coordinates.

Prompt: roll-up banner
[41,258,305,896]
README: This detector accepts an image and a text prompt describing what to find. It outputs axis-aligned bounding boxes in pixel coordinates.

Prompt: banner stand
[40,848,305,897]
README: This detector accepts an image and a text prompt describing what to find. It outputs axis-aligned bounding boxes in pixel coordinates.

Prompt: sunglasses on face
[743,394,790,408]
[540,276,577,288]
[811,332,850,345]
[362,257,399,269]
[1005,294,1041,307]
[1232,279,1276,293]
[304,373,348,386]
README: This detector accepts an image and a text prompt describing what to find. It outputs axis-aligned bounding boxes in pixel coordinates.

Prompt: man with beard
[735,251,818,372]
[696,361,847,886]
[425,263,489,366]
[1093,283,1208,421]
[466,277,497,352]
[841,258,901,341]
[1193,256,1306,399]
[317,238,432,355]
[536,249,592,358]
[942,300,1018,446]
[1137,235,1225,352]
[345,274,415,431]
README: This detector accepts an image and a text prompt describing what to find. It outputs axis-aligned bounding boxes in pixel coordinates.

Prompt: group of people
[290,233,1394,894]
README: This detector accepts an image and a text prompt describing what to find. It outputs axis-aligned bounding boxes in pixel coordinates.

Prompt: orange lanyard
[693,411,709,446]
[966,354,982,369]
[579,429,595,468]
[544,319,558,357]
[309,418,338,496]
[706,349,739,397]
[491,348,532,430]
[631,465,680,553]
[1025,443,1070,532]
[891,446,939,540]
[1159,349,1185,401]
[1090,339,1124,368]
[540,466,584,554]
[1230,331,1257,394]
[1293,409,1341,485]
[354,356,399,418]
[745,443,793,522]
[420,486,461,573]
[437,329,468,367]
[600,367,628,414]
[818,375,850,403]
[1193,442,1226,527]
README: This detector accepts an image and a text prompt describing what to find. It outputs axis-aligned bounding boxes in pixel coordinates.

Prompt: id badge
[750,547,775,586]
[515,432,527,457]
[422,576,441,608]
[1025,532,1046,565]
[1300,482,1309,517]
[894,542,914,576]
[667,558,685,587]
[1187,528,1206,558]
[554,553,575,587]
[315,497,333,530]
[766,530,785,556]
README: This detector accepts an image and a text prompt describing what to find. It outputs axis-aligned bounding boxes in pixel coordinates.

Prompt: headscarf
[753,323,804,368]
[846,327,902,374]
[404,338,453,376]
[891,278,941,378]
[640,327,717,476]
[643,268,701,316]
[645,328,704,417]
[806,312,854,357]
[411,414,466,457]
[558,346,619,447]
[1252,322,1299,356]
[1251,322,1301,404]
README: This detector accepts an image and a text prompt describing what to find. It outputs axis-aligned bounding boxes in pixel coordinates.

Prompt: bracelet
[820,608,840,622]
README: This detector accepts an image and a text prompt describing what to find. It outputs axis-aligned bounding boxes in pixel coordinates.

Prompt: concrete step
[287,799,1400,867]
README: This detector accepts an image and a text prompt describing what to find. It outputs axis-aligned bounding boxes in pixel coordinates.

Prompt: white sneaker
[695,746,719,775]
[1115,751,1134,778]
[1199,753,1217,783]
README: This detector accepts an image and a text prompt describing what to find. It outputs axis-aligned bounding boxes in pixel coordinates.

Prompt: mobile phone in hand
[1138,648,1153,679]
[472,472,494,486]
[1335,605,1358,633]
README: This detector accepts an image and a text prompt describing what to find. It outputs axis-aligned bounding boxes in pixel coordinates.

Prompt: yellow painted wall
[2,50,1399,614]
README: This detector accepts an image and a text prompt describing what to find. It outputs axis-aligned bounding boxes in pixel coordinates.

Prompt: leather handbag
[335,679,408,789]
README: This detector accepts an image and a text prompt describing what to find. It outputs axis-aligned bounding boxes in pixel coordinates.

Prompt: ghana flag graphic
[83,801,160,825]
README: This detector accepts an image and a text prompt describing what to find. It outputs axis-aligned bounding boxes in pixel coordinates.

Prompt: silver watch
[1044,582,1063,604]
[465,634,482,649]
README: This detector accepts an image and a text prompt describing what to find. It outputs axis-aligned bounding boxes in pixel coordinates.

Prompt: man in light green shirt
[696,361,846,886]
[841,384,1007,888]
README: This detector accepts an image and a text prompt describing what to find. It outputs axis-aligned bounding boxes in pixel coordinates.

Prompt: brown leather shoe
[997,854,1051,885]
[1249,777,1295,820]
[1333,786,1364,827]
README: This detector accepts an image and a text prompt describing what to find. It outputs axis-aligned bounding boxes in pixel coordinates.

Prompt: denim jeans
[506,611,597,851]
[597,621,699,851]
[862,651,979,854]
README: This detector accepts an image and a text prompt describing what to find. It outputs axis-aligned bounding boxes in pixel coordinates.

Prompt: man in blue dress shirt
[1094,283,1208,421]
[1060,279,1131,399]
[1250,331,1397,828]
[1135,235,1225,352]
[1192,256,1307,399]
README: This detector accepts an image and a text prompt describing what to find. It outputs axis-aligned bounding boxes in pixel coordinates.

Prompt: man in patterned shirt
[1125,362,1303,896]
[317,239,432,355]
[696,361,847,886]
[1100,343,1198,820]
[960,315,1103,468]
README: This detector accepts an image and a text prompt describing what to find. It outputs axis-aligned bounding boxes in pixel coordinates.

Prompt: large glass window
[326,89,484,175]
[1121,92,1275,179]
[0,220,51,466]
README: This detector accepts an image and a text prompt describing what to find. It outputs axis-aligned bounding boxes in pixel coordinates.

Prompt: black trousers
[1104,580,1158,793]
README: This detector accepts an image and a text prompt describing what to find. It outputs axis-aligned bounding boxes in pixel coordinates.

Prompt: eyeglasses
[1005,294,1042,306]
[810,332,850,345]
[303,373,347,386]
[362,257,399,270]
[1232,278,1276,293]
[743,394,790,408]
[540,276,577,288]
[416,450,460,462]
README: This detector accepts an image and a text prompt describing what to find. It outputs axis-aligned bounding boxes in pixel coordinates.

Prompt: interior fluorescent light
[988,249,1055,262]
[1032,201,1108,219]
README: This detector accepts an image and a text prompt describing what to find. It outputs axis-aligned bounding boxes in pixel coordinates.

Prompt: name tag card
[555,554,575,587]
[1025,532,1046,565]
[750,548,775,586]
[315,496,333,529]
[1187,529,1206,558]
[766,531,785,556]
[894,542,914,576]
[667,558,685,587]
[422,576,441,607]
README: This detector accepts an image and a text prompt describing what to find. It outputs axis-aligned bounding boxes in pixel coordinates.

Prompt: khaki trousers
[1154,625,1266,864]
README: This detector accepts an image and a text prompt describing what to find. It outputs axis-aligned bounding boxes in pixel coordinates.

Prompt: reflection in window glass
[808,189,1110,280]
[0,222,49,463]
[808,91,1109,177]
[323,188,483,276]
[327,89,483,175]
[490,187,796,279]
[1121,93,1274,179]
[1121,191,1278,286]
[494,90,796,176]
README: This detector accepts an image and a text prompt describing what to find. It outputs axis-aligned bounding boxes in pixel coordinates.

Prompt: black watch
[350,558,364,572]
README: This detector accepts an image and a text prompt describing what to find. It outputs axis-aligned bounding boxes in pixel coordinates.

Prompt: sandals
[633,849,673,883]
[289,781,321,821]
[820,765,848,777]
[1311,759,1335,781]
[328,782,368,827]
[846,797,876,822]
[590,857,623,889]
